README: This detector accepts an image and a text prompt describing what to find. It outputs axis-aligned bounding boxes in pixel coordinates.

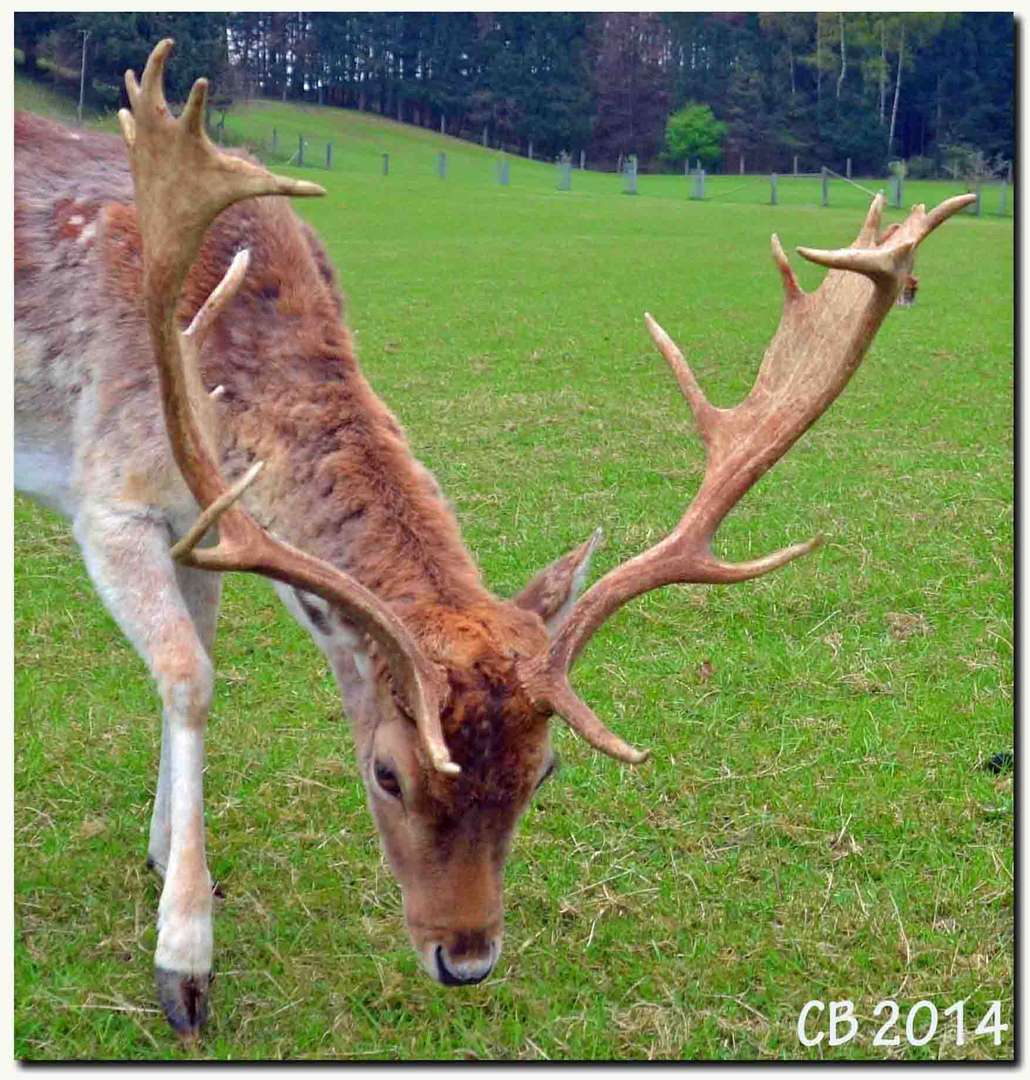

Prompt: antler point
[117,109,136,147]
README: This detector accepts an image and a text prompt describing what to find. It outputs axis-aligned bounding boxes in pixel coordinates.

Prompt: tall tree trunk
[887,22,905,159]
[935,73,943,170]
[815,14,822,107]
[836,12,847,101]
[281,13,290,103]
[789,45,795,97]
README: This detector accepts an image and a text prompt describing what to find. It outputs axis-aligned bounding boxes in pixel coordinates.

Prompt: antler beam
[120,40,458,775]
[522,191,976,762]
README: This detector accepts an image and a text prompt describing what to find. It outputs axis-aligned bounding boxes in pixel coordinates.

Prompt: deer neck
[215,347,490,616]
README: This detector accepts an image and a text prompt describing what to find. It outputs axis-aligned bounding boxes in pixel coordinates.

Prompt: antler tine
[139,36,172,109]
[124,69,141,111]
[184,248,251,351]
[121,41,459,775]
[854,190,886,246]
[795,242,905,282]
[643,313,719,448]
[523,191,971,763]
[542,677,649,764]
[770,233,803,297]
[922,192,977,235]
[181,76,209,137]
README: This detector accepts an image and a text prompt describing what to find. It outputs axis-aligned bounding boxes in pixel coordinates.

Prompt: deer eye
[373,761,402,799]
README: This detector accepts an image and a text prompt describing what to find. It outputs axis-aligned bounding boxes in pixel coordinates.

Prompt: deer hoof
[155,967,210,1039]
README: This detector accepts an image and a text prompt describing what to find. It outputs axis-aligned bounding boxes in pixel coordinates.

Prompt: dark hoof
[155,966,210,1038]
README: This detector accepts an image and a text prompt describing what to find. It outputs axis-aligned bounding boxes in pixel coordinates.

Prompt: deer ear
[513,529,603,633]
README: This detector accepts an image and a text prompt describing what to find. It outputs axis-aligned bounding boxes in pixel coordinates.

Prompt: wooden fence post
[793,154,799,176]
[846,157,852,179]
[770,173,778,205]
[382,153,389,176]
[892,174,903,209]
[821,166,829,207]
[325,142,332,169]
[557,161,572,191]
[740,153,745,175]
[580,150,586,170]
[272,127,278,154]
[497,158,510,186]
[691,167,705,200]
[437,152,447,179]
[528,140,534,160]
[623,154,637,195]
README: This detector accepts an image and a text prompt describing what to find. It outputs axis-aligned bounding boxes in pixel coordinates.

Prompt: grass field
[14,76,1014,1060]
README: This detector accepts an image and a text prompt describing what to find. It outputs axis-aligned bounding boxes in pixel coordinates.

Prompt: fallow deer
[14,40,975,1039]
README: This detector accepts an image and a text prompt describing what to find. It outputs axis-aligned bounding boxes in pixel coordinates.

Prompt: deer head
[120,41,974,989]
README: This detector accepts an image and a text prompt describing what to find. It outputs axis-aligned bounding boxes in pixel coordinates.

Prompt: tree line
[16,11,1013,177]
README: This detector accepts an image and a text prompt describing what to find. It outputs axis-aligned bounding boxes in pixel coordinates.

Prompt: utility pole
[77,30,90,126]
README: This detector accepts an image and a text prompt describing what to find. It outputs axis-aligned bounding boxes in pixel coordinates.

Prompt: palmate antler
[520,190,976,763]
[119,40,459,775]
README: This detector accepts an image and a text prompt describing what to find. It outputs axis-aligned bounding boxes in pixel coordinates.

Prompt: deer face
[347,548,598,986]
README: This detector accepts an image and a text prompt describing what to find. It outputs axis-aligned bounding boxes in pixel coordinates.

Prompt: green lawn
[15,82,1013,1061]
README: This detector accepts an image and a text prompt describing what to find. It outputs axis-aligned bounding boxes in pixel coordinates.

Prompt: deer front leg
[148,564,221,881]
[73,501,218,1039]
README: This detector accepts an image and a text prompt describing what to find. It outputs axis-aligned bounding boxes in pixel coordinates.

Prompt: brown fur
[17,110,496,618]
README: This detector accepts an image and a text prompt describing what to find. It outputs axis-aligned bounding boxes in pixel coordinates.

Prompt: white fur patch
[154,911,213,975]
[14,443,75,516]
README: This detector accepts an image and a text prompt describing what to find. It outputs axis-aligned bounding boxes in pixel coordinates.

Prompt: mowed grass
[15,83,1013,1060]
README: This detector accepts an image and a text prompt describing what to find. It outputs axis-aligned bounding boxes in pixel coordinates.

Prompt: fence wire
[215,109,1013,220]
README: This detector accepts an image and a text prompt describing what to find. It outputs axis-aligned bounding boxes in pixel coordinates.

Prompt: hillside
[14,70,556,186]
[14,71,102,125]
[15,71,1005,215]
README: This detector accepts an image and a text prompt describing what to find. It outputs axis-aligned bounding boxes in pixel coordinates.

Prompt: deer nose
[434,943,496,986]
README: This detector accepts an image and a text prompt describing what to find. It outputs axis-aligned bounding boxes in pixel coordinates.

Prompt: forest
[15,11,1014,177]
